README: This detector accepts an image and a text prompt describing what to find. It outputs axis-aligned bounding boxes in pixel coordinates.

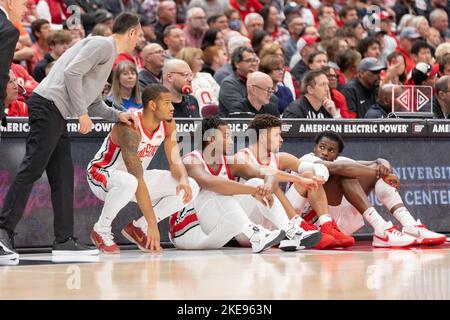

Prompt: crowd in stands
[5,0,450,120]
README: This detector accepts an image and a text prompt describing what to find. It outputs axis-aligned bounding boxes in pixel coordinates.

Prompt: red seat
[200,104,219,118]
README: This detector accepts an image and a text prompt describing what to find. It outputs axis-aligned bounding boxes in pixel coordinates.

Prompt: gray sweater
[34,36,120,121]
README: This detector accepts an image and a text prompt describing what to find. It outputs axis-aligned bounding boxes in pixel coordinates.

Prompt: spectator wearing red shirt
[10,63,38,103]
[5,71,28,117]
[229,0,263,21]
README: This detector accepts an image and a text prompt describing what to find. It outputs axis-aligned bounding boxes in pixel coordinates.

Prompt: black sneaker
[0,245,18,261]
[0,228,18,257]
[52,237,99,256]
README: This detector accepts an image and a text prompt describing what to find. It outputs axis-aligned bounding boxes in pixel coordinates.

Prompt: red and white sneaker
[90,227,120,254]
[402,220,446,245]
[320,220,355,247]
[300,220,336,249]
[372,222,416,248]
[121,220,151,252]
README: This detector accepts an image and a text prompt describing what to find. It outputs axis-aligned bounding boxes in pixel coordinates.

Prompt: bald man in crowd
[228,72,280,117]
[139,43,165,91]
[162,59,200,118]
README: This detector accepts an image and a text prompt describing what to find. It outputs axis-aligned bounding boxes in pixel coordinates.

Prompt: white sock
[317,214,332,226]
[363,207,388,234]
[393,207,417,227]
[285,186,308,211]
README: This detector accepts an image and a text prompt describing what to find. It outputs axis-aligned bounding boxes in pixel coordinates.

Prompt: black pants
[0,93,74,242]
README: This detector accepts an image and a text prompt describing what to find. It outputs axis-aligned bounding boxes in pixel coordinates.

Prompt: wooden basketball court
[1,241,449,300]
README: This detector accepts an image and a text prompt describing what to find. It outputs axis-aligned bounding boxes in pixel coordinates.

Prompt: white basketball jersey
[184,149,234,180]
[87,110,167,189]
[235,147,279,183]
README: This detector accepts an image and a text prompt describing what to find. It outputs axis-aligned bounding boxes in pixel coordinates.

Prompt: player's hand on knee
[376,158,392,172]
[383,174,400,190]
[177,181,192,204]
[146,223,162,253]
[297,176,318,190]
[312,175,325,186]
[78,114,93,134]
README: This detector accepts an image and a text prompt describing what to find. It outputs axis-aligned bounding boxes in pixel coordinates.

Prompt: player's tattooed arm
[117,124,143,179]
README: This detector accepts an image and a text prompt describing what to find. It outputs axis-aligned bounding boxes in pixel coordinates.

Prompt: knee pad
[374,179,403,210]
[285,185,308,212]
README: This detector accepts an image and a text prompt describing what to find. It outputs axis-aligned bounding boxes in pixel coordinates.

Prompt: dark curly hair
[198,116,228,149]
[314,131,345,153]
[248,114,282,139]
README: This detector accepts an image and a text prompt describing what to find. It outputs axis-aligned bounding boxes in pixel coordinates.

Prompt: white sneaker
[0,243,18,261]
[250,225,285,254]
[372,222,416,248]
[403,220,447,245]
[280,224,322,251]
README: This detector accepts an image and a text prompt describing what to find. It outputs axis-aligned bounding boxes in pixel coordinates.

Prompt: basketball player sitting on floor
[170,117,322,253]
[232,114,348,249]
[87,84,199,253]
[290,131,446,248]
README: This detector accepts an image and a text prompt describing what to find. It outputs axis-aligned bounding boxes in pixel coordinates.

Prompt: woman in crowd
[381,51,407,86]
[201,45,228,77]
[201,28,225,51]
[107,60,142,112]
[252,30,274,57]
[259,42,298,99]
[177,47,220,114]
[259,5,290,46]
[259,54,293,114]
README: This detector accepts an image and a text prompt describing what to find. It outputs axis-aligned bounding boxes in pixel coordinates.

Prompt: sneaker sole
[0,253,19,261]
[299,231,323,249]
[52,249,100,256]
[372,240,416,248]
[279,239,298,252]
[121,229,153,253]
[253,230,286,254]
[89,234,120,254]
[414,237,447,246]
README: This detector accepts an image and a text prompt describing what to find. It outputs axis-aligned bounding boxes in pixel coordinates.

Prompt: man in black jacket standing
[341,58,386,118]
[0,0,26,261]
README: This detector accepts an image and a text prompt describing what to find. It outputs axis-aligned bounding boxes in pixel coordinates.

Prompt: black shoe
[0,228,17,256]
[0,245,18,261]
[52,237,99,256]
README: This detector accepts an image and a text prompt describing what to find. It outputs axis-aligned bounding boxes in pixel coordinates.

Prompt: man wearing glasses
[228,72,280,117]
[139,43,165,91]
[219,46,270,117]
[162,59,200,118]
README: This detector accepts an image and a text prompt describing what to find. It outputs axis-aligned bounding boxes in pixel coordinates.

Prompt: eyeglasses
[252,85,275,95]
[170,71,194,78]
[149,49,164,55]
[242,57,260,64]
[326,74,338,79]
